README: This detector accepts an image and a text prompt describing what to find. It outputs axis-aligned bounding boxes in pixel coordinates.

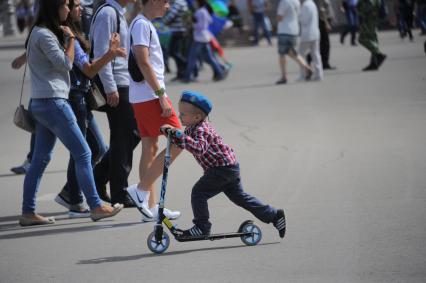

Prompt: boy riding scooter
[161,91,286,238]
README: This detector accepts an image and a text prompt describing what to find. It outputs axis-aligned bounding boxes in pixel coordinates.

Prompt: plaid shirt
[173,120,237,171]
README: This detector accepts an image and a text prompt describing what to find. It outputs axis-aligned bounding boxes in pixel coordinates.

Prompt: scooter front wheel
[147,231,170,254]
[239,221,262,246]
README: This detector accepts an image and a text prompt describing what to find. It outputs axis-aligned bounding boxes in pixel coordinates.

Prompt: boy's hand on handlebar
[160,124,175,135]
[160,125,183,138]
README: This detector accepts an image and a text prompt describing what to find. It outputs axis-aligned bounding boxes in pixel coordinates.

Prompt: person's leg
[27,133,35,161]
[86,110,108,165]
[252,13,261,45]
[201,43,225,80]
[221,165,277,224]
[106,87,140,204]
[22,101,57,215]
[139,139,182,207]
[288,48,311,72]
[278,54,287,82]
[169,32,187,79]
[349,8,358,45]
[260,13,272,44]
[42,99,102,209]
[298,41,309,79]
[341,10,351,44]
[184,41,202,81]
[311,40,324,80]
[190,168,227,234]
[65,91,87,206]
[319,20,331,68]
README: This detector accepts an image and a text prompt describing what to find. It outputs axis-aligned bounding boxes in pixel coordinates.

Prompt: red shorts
[132,98,182,137]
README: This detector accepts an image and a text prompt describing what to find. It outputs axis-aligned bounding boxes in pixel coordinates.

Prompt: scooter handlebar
[160,127,183,139]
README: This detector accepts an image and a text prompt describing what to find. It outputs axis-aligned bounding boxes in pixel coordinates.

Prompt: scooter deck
[175,231,252,242]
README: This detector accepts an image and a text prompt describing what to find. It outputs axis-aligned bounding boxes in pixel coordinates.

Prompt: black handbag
[13,59,35,133]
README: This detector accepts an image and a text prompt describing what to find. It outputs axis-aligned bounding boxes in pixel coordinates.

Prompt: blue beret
[180,90,213,115]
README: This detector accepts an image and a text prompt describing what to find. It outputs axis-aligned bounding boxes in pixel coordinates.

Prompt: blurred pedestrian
[340,0,359,45]
[276,0,311,84]
[247,0,272,45]
[357,0,387,71]
[163,0,190,80]
[315,0,336,69]
[89,0,141,207]
[20,0,123,226]
[298,0,323,81]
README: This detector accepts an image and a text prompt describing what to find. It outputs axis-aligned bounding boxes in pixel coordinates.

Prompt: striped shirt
[173,121,238,171]
[163,0,189,32]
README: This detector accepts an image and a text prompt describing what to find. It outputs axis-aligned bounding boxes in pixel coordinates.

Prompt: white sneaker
[142,205,181,222]
[125,184,154,219]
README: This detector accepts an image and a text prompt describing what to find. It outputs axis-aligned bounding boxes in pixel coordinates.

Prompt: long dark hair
[65,0,90,52]
[25,0,66,48]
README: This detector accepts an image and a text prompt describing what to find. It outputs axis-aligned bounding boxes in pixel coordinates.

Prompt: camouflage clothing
[357,0,381,54]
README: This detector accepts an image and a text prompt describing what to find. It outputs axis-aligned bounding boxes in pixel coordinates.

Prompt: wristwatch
[155,87,165,97]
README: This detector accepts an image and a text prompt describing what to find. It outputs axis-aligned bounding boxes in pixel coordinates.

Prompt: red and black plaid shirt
[173,120,237,171]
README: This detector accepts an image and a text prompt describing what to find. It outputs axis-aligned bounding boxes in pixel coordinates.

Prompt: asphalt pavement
[0,31,425,283]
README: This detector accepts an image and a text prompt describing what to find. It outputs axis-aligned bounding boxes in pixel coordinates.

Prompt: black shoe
[323,65,336,70]
[121,195,136,208]
[273,209,286,238]
[375,53,387,69]
[276,78,287,85]
[362,63,378,71]
[10,159,30,174]
[305,69,313,81]
[181,225,210,237]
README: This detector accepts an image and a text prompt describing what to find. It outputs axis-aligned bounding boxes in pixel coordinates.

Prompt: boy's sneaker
[141,205,181,222]
[10,159,31,175]
[69,203,90,218]
[181,225,210,237]
[273,209,286,238]
[125,184,154,219]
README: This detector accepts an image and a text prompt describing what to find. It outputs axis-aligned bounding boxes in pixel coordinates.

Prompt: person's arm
[81,33,126,78]
[91,8,119,106]
[180,127,209,156]
[133,45,172,117]
[277,1,285,22]
[163,2,180,25]
[39,28,73,71]
[11,52,27,69]
[132,21,171,117]
[62,26,75,64]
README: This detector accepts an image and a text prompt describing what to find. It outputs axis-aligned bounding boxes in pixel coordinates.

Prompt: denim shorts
[278,34,297,55]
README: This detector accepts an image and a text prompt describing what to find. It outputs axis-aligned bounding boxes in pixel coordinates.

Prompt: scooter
[146,128,263,254]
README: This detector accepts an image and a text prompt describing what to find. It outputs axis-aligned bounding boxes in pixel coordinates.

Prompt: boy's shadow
[77,242,281,264]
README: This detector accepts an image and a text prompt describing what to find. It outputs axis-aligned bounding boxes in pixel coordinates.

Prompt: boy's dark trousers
[191,164,277,234]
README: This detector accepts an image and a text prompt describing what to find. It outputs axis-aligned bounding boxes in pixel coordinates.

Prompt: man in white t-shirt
[298,0,323,81]
[126,0,182,222]
[276,0,311,84]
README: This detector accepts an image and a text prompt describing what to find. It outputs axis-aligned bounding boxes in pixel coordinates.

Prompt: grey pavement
[0,31,426,283]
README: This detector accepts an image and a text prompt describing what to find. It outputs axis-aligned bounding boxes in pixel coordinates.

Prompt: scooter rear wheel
[239,221,262,246]
[147,231,170,254]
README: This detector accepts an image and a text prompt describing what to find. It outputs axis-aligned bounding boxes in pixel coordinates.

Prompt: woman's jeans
[184,41,224,81]
[23,98,102,214]
[65,90,108,205]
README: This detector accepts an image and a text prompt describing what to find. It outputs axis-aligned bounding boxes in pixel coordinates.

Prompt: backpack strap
[89,3,120,60]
